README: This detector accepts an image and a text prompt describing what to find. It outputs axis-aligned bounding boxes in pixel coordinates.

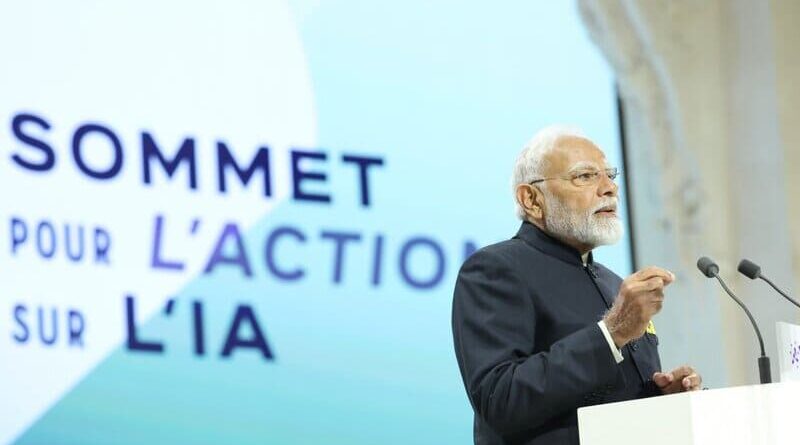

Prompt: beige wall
[772,0,800,295]
[579,0,800,387]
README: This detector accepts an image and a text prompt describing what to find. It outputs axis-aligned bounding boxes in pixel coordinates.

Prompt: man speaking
[452,126,702,444]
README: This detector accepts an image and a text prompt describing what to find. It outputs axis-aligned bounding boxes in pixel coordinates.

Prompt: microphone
[738,258,800,310]
[697,256,772,384]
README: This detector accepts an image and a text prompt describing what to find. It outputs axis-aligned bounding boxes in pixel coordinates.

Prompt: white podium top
[578,382,800,445]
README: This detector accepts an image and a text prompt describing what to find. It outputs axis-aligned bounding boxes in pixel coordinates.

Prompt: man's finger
[634,267,675,285]
[652,372,673,388]
[648,291,665,310]
[643,277,665,292]
[682,373,701,391]
[671,365,695,380]
[627,277,666,294]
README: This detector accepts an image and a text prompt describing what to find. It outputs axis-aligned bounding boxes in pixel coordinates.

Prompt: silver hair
[511,125,586,220]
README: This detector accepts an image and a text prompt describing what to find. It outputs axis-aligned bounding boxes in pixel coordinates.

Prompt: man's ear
[516,184,543,220]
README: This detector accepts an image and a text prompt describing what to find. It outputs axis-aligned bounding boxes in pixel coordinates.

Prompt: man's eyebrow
[567,161,605,172]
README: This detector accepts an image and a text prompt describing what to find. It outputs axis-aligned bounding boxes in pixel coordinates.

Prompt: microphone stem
[759,275,800,310]
[713,274,767,357]
[758,356,772,385]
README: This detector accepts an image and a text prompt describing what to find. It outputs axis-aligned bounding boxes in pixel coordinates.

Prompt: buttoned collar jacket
[452,221,662,445]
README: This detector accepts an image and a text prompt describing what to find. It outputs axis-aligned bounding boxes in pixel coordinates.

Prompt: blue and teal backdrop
[0,1,631,443]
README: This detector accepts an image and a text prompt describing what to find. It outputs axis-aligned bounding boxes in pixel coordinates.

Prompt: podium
[577,382,799,444]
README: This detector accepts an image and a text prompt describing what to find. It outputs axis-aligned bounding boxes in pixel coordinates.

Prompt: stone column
[578,0,799,386]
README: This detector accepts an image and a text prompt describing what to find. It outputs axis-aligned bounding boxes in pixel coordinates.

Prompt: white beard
[542,191,623,249]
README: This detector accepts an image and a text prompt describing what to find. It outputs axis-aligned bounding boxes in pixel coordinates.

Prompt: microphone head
[738,259,761,279]
[697,256,720,278]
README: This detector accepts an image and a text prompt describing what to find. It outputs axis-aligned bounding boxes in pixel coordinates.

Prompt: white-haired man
[452,126,701,445]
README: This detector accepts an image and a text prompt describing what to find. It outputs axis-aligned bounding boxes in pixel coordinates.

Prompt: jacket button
[631,342,639,351]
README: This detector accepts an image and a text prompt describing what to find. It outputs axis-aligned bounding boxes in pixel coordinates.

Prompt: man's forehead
[547,136,609,170]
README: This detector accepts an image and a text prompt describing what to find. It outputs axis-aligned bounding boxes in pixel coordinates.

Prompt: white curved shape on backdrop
[0,1,316,442]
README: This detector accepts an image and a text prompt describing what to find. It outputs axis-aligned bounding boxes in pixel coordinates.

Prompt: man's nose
[598,174,618,197]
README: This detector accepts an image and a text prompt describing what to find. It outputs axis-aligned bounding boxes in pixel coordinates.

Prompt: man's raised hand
[603,266,675,347]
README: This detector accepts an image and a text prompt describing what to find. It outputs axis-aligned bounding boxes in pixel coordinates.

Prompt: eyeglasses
[529,167,620,187]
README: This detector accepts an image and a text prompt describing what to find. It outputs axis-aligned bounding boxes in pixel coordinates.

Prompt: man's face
[537,136,622,252]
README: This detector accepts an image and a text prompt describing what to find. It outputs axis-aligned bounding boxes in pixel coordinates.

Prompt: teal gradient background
[13,1,630,443]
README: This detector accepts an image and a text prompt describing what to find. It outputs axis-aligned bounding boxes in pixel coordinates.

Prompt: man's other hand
[653,365,702,393]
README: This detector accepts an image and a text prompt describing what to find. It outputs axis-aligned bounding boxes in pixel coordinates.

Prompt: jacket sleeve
[452,248,624,435]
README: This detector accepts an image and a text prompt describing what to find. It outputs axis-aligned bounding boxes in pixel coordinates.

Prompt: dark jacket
[452,222,661,445]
